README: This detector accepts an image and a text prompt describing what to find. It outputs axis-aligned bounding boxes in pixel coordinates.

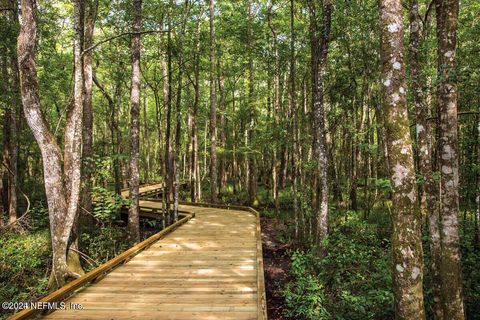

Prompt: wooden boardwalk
[10,184,267,320]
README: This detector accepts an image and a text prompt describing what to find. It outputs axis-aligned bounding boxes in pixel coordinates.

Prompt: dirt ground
[261,217,291,320]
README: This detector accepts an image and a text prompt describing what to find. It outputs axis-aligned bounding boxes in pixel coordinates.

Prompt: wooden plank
[46,310,257,320]
[9,212,194,320]
[58,304,257,312]
[12,201,267,320]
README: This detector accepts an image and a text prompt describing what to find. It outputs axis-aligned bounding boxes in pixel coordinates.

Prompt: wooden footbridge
[10,184,267,320]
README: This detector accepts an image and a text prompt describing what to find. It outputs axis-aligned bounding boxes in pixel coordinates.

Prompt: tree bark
[435,0,465,317]
[217,59,226,194]
[128,0,142,244]
[18,0,86,288]
[6,0,20,225]
[268,3,280,217]
[164,5,173,221]
[312,0,332,252]
[379,0,426,317]
[143,84,150,183]
[247,0,257,206]
[408,0,443,318]
[209,0,218,203]
[190,14,202,202]
[80,0,98,223]
[290,0,299,239]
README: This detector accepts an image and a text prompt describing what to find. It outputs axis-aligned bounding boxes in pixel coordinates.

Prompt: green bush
[80,226,129,269]
[283,218,393,320]
[0,231,50,320]
[91,186,129,223]
[283,251,330,319]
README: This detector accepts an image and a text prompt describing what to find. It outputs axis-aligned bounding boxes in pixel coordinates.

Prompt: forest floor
[261,217,291,320]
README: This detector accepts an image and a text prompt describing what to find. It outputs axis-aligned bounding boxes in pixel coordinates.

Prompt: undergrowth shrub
[80,226,129,271]
[283,218,393,320]
[0,230,50,320]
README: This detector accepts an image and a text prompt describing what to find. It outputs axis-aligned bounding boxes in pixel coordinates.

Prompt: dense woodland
[1,0,479,319]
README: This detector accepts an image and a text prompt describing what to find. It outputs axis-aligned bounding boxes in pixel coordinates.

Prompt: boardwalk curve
[9,185,267,320]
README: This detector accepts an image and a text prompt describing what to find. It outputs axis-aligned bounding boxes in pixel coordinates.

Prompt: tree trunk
[268,3,280,217]
[173,1,189,220]
[247,0,257,206]
[143,84,150,183]
[217,59,226,194]
[312,0,332,252]
[408,0,443,318]
[128,0,142,244]
[164,6,173,221]
[379,0,426,317]
[209,0,218,203]
[80,0,98,224]
[6,0,20,225]
[435,0,465,317]
[18,0,86,288]
[290,0,299,239]
[190,19,201,202]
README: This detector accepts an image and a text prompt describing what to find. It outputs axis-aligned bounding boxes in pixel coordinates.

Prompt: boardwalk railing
[8,194,268,320]
[9,211,194,320]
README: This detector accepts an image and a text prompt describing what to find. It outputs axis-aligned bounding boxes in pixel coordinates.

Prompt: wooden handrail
[9,211,194,320]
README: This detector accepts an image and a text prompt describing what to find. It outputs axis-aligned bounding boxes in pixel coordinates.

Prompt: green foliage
[0,231,50,319]
[28,203,50,231]
[80,227,129,269]
[91,186,129,223]
[283,218,393,320]
[283,251,330,320]
[373,177,391,192]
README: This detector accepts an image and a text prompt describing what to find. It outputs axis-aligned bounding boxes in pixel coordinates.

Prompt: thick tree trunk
[128,0,142,244]
[435,0,465,317]
[63,0,86,279]
[408,0,443,318]
[209,0,218,203]
[379,0,426,318]
[18,0,85,288]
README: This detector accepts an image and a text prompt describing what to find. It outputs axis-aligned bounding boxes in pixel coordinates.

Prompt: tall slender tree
[408,0,443,317]
[435,0,465,317]
[209,0,218,203]
[128,0,142,243]
[164,3,174,220]
[80,0,99,222]
[267,2,280,217]
[5,0,20,226]
[313,0,332,252]
[290,0,299,238]
[247,0,257,206]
